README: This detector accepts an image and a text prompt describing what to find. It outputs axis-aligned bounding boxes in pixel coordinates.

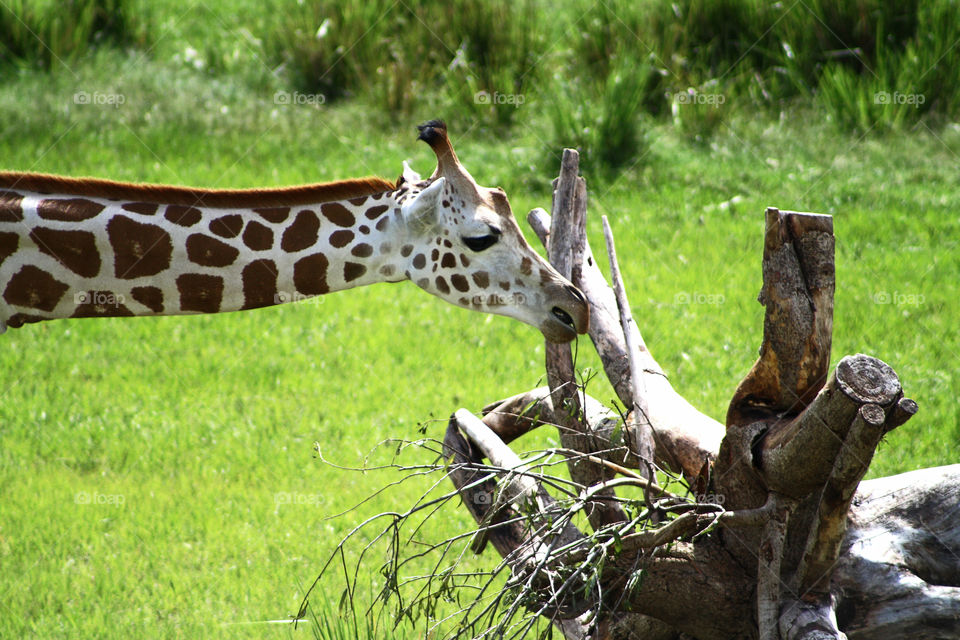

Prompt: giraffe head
[394,120,588,343]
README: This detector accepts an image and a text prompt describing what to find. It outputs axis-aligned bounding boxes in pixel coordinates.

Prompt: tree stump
[439,154,958,639]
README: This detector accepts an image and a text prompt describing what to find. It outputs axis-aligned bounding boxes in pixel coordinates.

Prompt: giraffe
[0,120,589,342]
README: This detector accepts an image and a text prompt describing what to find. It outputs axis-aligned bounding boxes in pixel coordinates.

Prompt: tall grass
[2,0,958,169]
[0,0,148,69]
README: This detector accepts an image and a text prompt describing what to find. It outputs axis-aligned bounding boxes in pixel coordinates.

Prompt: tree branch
[528,207,723,481]
[602,215,657,481]
[545,149,626,530]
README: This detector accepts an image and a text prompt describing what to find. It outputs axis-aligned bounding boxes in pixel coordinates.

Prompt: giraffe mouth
[551,306,576,330]
[540,306,580,343]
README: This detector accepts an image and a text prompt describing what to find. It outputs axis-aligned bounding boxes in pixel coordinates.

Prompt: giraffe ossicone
[0,120,589,342]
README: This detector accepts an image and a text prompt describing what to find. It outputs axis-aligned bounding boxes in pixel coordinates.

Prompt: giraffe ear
[403,177,445,228]
[401,160,422,184]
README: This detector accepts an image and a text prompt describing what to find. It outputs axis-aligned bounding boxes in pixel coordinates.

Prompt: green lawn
[0,46,957,639]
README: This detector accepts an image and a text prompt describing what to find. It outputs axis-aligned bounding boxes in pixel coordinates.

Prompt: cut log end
[886,397,919,432]
[835,355,900,406]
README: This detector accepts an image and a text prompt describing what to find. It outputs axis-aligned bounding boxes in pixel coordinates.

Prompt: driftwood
[441,151,958,639]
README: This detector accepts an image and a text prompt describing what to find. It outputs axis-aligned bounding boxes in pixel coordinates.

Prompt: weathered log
[432,153,956,640]
[759,355,901,499]
[758,493,799,640]
[833,464,960,639]
[795,403,886,595]
[443,411,595,624]
[727,208,835,425]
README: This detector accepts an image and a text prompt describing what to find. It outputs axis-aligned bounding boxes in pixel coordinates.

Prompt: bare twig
[601,215,659,481]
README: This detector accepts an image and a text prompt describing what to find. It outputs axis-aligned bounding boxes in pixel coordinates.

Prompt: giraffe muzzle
[540,284,590,343]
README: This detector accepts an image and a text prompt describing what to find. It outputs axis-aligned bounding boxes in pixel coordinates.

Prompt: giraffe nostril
[566,285,587,307]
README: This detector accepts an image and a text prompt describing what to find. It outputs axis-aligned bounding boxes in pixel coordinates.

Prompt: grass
[0,3,958,639]
[3,0,959,169]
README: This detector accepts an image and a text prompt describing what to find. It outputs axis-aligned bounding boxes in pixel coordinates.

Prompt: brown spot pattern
[0,231,18,264]
[122,202,158,215]
[37,197,104,221]
[210,214,243,239]
[379,265,396,277]
[400,244,413,257]
[412,254,426,269]
[242,221,273,251]
[344,262,366,282]
[375,217,389,232]
[131,286,164,312]
[460,254,470,267]
[165,204,203,227]
[241,259,278,310]
[294,253,329,295]
[253,206,289,223]
[281,209,320,252]
[441,253,456,269]
[186,234,240,267]
[108,215,173,279]
[7,313,44,328]
[472,271,490,288]
[329,230,354,248]
[321,202,354,227]
[358,225,370,235]
[0,191,24,221]
[351,243,373,258]
[365,204,389,219]
[451,274,470,292]
[253,207,290,224]
[3,264,68,311]
[520,257,533,276]
[30,227,101,278]
[435,276,450,294]
[177,273,223,313]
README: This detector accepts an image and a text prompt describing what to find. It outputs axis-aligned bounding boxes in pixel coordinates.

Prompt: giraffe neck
[0,182,407,330]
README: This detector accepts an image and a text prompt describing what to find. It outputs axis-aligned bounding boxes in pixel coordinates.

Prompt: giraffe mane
[0,171,399,208]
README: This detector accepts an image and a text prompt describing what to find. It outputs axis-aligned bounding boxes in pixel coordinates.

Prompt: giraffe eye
[463,227,501,252]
